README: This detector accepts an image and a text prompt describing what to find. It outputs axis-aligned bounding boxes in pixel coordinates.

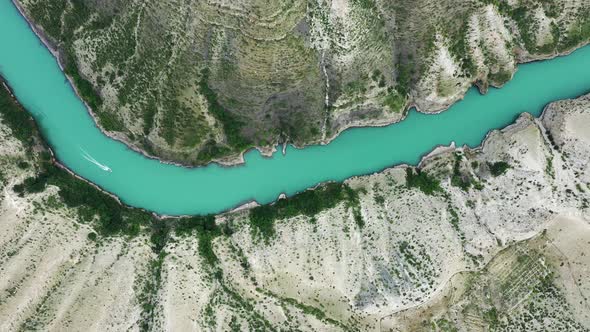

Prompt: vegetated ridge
[13,0,590,164]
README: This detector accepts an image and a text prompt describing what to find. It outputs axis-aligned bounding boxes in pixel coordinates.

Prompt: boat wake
[80,148,112,172]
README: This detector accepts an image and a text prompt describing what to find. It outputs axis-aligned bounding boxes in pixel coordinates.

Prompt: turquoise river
[1,0,590,215]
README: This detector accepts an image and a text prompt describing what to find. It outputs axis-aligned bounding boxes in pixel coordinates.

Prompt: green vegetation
[348,186,365,228]
[480,0,589,55]
[374,194,385,205]
[447,203,464,240]
[12,153,223,263]
[175,215,222,266]
[448,21,477,77]
[450,153,472,191]
[488,70,512,85]
[249,183,360,241]
[0,86,225,328]
[399,241,422,269]
[395,59,414,97]
[220,284,276,330]
[545,156,555,179]
[559,9,590,51]
[281,297,348,330]
[63,55,103,112]
[545,131,558,149]
[473,180,485,190]
[405,168,442,195]
[196,139,231,163]
[0,84,37,148]
[0,84,222,252]
[96,109,124,132]
[383,91,406,113]
[488,161,511,176]
[538,22,561,54]
[138,251,166,332]
[351,0,378,11]
[199,69,251,153]
[478,0,536,51]
[432,318,458,332]
[13,156,152,236]
[18,0,590,168]
[427,239,588,331]
[510,7,537,52]
[483,307,499,327]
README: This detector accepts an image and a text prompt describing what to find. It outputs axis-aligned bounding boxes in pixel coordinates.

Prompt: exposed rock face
[13,0,590,164]
[2,73,590,331]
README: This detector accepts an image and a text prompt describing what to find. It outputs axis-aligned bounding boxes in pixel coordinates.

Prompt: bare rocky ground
[13,0,590,164]
[1,83,590,330]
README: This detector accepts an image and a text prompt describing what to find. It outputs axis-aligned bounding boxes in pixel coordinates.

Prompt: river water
[1,1,589,215]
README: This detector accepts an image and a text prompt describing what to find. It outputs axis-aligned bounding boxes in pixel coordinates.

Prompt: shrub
[488,161,511,176]
[249,183,358,240]
[0,87,37,147]
[450,153,472,191]
[405,168,442,195]
[199,69,251,151]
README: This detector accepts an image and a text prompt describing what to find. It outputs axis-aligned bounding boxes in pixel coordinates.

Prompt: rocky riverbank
[1,84,589,330]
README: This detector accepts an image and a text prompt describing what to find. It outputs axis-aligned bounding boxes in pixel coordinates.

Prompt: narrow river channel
[1,0,589,215]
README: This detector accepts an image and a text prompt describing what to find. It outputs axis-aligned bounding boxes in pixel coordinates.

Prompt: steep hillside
[13,0,590,164]
[2,81,590,329]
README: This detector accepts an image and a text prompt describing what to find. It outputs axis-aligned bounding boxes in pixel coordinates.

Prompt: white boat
[80,148,112,172]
